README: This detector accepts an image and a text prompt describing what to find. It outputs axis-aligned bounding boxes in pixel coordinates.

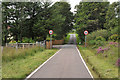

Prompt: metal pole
[50,35,52,49]
[85,35,86,47]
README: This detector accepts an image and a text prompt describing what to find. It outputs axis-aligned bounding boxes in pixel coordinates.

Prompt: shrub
[95,36,105,41]
[110,27,118,34]
[22,37,35,43]
[9,40,17,43]
[116,58,120,67]
[87,29,110,41]
[95,36,105,46]
[96,47,110,54]
[88,40,96,45]
[97,47,104,54]
[109,34,119,42]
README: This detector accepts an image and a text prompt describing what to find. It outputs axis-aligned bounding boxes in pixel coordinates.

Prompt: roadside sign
[84,30,88,47]
[49,30,53,49]
[49,30,53,35]
[84,30,88,35]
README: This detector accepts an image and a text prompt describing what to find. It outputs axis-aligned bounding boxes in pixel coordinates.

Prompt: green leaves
[104,2,119,30]
[74,2,109,43]
[50,2,73,40]
[2,1,73,44]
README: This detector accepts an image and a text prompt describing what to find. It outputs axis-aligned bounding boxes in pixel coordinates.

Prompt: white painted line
[76,47,94,80]
[25,49,62,80]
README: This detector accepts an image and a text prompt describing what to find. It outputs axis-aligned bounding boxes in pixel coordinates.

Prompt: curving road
[26,34,93,80]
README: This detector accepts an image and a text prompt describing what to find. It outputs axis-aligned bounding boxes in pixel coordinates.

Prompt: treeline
[74,1,119,44]
[2,1,73,45]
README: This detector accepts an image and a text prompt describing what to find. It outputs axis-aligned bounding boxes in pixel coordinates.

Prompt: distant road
[26,34,93,79]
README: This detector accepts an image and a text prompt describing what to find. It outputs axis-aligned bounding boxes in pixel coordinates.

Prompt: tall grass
[78,43,118,79]
[2,46,44,62]
[2,48,58,78]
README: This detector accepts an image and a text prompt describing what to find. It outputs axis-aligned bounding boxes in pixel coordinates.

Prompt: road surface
[27,34,93,79]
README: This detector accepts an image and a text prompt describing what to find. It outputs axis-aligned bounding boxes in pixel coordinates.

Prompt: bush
[109,34,119,42]
[88,40,96,45]
[95,36,105,41]
[110,27,118,34]
[9,40,17,43]
[87,29,110,41]
[116,58,120,67]
[22,37,35,43]
[95,36,105,46]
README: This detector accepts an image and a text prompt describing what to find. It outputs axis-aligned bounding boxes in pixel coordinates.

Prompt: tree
[2,1,74,43]
[32,1,52,41]
[2,2,12,44]
[51,2,73,39]
[74,2,109,43]
[104,2,119,31]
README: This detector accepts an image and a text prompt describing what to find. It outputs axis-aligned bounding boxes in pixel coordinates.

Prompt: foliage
[96,46,110,54]
[22,37,35,43]
[64,33,70,44]
[74,2,109,43]
[2,1,73,44]
[104,2,119,30]
[78,45,118,78]
[51,2,73,39]
[95,36,105,41]
[110,26,119,34]
[95,36,105,46]
[109,34,119,42]
[88,40,96,45]
[87,29,110,42]
[116,58,120,67]
[97,47,104,54]
[9,40,17,43]
[76,34,81,44]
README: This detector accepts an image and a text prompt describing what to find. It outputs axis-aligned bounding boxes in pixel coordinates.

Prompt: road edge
[76,47,94,79]
[25,49,62,79]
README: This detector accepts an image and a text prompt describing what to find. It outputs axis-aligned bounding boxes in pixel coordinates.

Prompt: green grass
[2,47,45,62]
[78,44,118,79]
[0,47,1,80]
[2,47,58,78]
[64,33,70,44]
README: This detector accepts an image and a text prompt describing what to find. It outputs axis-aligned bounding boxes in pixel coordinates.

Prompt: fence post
[23,44,24,49]
[1,46,3,54]
[16,42,18,50]
[44,40,46,48]
[6,43,8,47]
[32,44,34,47]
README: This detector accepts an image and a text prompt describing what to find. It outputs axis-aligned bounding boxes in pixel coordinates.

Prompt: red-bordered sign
[49,30,53,35]
[84,30,88,35]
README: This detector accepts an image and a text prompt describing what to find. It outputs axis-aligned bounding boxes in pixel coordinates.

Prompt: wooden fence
[6,41,45,49]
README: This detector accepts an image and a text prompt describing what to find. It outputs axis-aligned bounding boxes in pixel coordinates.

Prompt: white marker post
[49,30,53,49]
[84,30,88,47]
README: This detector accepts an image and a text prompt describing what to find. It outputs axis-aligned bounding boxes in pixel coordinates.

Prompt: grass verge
[78,45,118,80]
[2,47,58,78]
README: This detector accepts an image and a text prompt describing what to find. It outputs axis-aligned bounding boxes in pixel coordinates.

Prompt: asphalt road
[28,34,93,79]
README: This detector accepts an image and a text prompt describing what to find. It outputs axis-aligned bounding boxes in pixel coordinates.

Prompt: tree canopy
[2,1,73,45]
[74,2,110,43]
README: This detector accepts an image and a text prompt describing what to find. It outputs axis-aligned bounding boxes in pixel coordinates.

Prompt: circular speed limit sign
[49,30,53,35]
[84,30,88,35]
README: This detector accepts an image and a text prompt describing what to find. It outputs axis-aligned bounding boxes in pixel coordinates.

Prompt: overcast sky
[51,0,119,12]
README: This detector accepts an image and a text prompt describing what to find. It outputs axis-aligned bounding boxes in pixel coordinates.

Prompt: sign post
[84,30,88,47]
[49,30,53,49]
